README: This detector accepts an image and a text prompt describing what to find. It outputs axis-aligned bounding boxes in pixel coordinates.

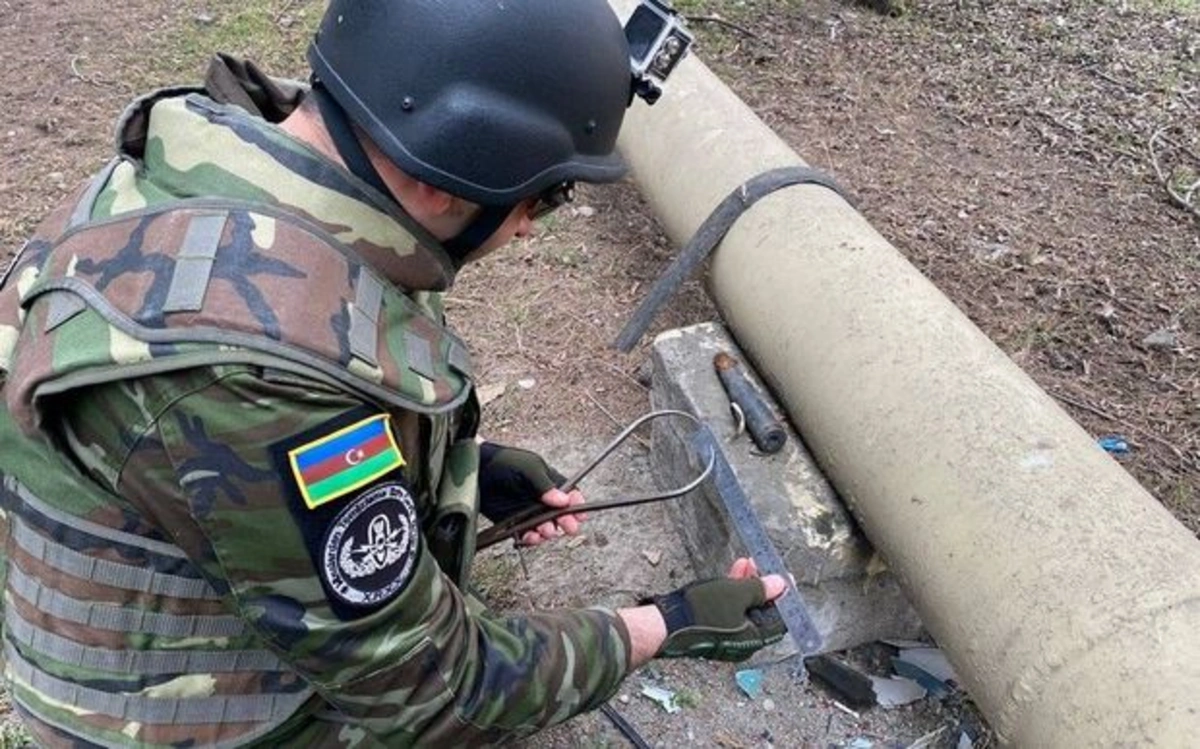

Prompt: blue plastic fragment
[735,668,764,700]
[1098,435,1130,454]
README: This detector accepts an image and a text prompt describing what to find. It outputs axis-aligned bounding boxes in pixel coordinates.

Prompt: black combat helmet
[308,0,633,208]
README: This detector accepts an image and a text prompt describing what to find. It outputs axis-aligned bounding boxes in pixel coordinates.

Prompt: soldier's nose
[515,215,535,239]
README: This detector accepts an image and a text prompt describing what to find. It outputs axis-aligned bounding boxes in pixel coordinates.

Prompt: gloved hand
[477,442,567,522]
[478,443,585,545]
[647,577,787,661]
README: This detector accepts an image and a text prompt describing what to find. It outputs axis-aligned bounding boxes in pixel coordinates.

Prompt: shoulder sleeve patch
[287,413,406,509]
[269,408,420,620]
[322,482,419,608]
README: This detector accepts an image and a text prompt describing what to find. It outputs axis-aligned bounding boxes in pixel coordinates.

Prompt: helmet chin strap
[310,79,513,266]
[310,81,395,203]
[441,204,515,260]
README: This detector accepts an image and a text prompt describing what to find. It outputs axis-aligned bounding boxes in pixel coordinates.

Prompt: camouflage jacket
[0,66,630,747]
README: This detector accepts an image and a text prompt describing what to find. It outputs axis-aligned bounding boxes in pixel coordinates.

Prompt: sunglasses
[527,181,576,221]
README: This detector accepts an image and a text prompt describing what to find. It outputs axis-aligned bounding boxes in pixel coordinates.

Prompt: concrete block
[650,322,923,653]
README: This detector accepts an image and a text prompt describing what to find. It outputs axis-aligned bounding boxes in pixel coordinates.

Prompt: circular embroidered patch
[321,482,419,606]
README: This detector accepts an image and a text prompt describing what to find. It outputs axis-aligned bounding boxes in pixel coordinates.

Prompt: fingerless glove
[647,578,786,661]
[477,442,567,522]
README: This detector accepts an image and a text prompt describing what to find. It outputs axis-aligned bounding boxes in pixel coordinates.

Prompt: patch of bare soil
[453,181,716,439]
[2,0,316,256]
[671,0,1200,531]
[2,0,145,249]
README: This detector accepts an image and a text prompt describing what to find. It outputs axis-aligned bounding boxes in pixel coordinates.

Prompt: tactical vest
[0,163,480,747]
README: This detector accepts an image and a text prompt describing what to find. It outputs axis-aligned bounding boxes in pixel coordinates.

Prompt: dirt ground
[1,0,1197,746]
[670,0,1200,529]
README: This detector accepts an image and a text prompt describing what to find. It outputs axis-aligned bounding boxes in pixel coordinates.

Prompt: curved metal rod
[559,408,702,491]
[475,409,715,550]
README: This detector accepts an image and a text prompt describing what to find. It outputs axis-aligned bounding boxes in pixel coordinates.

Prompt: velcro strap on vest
[5,606,283,675]
[162,211,225,313]
[1,470,313,746]
[7,565,245,639]
[3,473,192,559]
[43,289,87,332]
[68,158,121,230]
[349,266,383,367]
[11,515,220,600]
[5,640,312,725]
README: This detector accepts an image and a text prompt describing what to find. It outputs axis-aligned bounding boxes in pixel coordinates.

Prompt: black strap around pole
[614,166,848,352]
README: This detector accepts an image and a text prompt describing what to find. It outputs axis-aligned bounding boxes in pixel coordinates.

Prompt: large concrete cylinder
[609,2,1200,744]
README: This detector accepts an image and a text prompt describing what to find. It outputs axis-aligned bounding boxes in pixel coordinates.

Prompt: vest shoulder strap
[5,193,473,431]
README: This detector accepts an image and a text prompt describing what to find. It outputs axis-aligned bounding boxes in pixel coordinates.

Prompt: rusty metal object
[713,351,786,454]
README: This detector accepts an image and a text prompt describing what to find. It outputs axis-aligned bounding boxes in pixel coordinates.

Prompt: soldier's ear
[412,182,457,216]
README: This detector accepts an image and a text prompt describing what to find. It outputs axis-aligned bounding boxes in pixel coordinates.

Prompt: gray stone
[650,322,923,653]
[1142,328,1179,350]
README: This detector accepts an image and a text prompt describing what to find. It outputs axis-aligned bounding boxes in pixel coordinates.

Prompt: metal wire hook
[475,409,716,550]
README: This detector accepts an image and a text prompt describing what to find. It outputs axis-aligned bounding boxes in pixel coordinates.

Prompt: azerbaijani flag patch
[288,414,406,509]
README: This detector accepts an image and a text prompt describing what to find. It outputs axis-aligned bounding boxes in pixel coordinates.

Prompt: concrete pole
[609,1,1200,744]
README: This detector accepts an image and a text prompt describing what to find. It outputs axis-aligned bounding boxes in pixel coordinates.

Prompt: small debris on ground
[832,701,861,719]
[517,378,537,390]
[869,675,927,708]
[642,549,662,566]
[807,645,962,709]
[908,725,950,749]
[805,654,877,708]
[735,668,764,699]
[894,646,958,684]
[892,658,951,698]
[1141,328,1179,350]
[640,684,680,714]
[475,382,508,406]
[1098,435,1131,454]
[715,732,751,748]
[967,238,1012,261]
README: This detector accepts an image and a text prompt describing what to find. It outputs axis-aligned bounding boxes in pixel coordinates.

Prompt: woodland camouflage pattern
[0,78,631,747]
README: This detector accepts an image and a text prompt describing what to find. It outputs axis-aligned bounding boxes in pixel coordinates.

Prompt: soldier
[0,0,787,745]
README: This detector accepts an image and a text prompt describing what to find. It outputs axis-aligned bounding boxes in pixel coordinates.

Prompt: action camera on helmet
[625,0,694,104]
